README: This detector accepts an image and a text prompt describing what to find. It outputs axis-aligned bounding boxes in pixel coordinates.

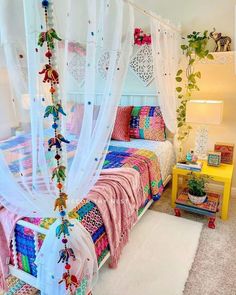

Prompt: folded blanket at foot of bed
[87,168,145,268]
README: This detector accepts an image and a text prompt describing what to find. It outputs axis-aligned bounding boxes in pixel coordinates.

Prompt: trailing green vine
[176,31,214,159]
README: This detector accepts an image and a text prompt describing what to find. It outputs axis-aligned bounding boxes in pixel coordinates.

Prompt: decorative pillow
[112,106,133,141]
[130,106,166,141]
[67,104,100,135]
[67,104,84,135]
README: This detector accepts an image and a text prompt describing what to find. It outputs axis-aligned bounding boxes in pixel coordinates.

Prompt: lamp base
[194,126,208,159]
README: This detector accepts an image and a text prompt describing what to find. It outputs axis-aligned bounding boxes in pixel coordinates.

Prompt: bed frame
[8,175,171,290]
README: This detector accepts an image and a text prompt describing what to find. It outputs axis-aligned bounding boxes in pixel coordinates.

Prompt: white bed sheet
[110,139,176,182]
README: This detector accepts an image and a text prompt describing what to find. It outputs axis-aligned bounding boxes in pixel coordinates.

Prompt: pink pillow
[112,106,133,141]
[67,104,100,135]
[67,104,84,135]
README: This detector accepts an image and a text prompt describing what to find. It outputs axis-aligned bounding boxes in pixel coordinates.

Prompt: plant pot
[188,192,207,205]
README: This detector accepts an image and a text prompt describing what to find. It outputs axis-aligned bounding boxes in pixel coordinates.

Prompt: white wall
[0,67,16,140]
[185,52,236,187]
[133,0,235,44]
[124,0,236,94]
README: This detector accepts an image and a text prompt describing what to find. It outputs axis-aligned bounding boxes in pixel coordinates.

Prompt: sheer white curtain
[0,0,134,216]
[150,15,181,133]
[0,0,134,293]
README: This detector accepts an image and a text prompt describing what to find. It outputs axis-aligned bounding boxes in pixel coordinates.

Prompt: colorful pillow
[130,106,166,141]
[112,106,133,141]
[67,104,84,135]
[67,104,100,135]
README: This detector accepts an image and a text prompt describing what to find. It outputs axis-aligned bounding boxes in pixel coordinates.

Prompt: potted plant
[187,173,209,204]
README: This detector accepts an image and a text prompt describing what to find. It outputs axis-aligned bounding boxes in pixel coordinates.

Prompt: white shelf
[199,51,235,65]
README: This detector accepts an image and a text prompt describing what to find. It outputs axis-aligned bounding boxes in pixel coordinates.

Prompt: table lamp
[186,100,224,159]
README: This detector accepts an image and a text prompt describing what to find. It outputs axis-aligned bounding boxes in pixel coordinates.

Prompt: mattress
[110,139,176,181]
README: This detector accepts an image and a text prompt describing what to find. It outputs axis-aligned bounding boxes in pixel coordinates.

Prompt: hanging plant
[176,31,214,160]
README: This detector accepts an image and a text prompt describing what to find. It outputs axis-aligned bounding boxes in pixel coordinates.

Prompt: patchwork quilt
[0,134,163,278]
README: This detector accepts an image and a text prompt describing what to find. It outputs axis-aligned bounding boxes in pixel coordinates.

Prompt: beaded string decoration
[38,1,78,293]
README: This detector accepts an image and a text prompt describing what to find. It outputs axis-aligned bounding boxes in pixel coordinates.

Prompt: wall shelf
[199,51,235,65]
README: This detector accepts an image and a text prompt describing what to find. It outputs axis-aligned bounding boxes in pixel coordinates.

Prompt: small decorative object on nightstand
[207,151,221,167]
[186,150,198,163]
[214,142,234,164]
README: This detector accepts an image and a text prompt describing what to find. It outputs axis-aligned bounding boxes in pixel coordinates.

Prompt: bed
[110,138,175,184]
[1,126,175,291]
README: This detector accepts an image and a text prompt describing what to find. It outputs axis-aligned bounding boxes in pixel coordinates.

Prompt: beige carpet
[150,183,236,295]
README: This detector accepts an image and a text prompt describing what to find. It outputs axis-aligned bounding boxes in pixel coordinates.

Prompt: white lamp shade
[186,100,224,125]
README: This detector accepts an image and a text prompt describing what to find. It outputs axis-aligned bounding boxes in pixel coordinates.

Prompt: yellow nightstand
[171,161,234,220]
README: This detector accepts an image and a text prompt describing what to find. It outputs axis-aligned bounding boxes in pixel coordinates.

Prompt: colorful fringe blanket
[105,145,163,201]
[0,134,164,290]
[87,168,145,268]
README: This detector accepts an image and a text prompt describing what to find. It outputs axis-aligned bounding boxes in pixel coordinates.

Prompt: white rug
[93,210,202,295]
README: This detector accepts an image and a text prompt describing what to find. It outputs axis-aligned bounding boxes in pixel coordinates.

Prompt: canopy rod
[124,0,181,33]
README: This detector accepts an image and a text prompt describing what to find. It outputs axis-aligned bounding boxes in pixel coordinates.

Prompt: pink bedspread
[87,168,145,268]
[0,207,20,290]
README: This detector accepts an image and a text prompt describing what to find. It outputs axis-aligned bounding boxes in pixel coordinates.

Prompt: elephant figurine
[38,28,62,49]
[48,134,70,151]
[54,192,68,211]
[58,248,76,263]
[210,28,231,52]
[52,165,66,183]
[44,104,66,119]
[58,272,79,290]
[39,64,59,84]
[56,219,74,239]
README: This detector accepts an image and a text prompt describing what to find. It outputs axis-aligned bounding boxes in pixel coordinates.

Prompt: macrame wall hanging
[38,0,78,293]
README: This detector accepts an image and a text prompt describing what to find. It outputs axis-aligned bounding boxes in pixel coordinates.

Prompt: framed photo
[214,143,234,164]
[207,151,221,166]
